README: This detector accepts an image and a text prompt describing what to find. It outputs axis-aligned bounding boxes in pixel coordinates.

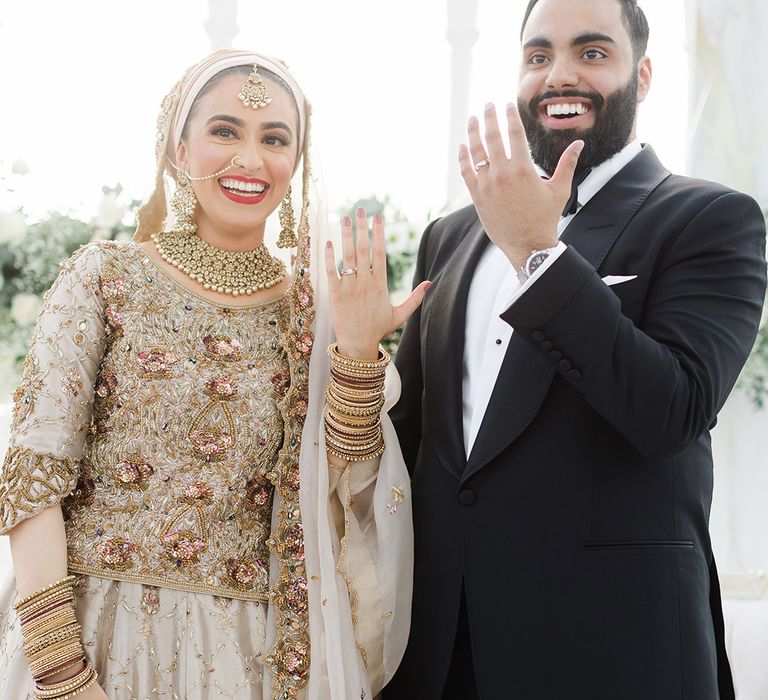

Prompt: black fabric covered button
[567,369,582,381]
[558,358,572,372]
[531,330,545,343]
[540,340,553,352]
[458,489,477,506]
[495,338,502,345]
[548,350,563,361]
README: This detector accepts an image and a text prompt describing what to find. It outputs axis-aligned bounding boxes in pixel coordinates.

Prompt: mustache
[528,90,605,114]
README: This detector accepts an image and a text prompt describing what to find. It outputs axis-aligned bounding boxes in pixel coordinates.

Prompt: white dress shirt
[461,140,643,457]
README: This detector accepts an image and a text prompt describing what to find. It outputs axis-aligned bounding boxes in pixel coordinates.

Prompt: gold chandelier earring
[171,170,198,234]
[277,186,298,248]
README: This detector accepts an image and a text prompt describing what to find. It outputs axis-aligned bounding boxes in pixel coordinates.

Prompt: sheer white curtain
[687,2,768,697]
[686,0,768,585]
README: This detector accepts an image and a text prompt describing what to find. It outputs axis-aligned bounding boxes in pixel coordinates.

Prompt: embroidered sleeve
[0,244,106,534]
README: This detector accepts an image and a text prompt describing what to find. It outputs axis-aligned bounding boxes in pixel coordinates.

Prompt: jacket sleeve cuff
[500,245,597,329]
[0,447,79,534]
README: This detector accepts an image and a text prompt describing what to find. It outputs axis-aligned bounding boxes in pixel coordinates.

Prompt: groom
[387,0,767,698]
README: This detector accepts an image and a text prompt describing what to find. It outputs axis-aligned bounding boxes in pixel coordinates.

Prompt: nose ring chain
[168,155,242,182]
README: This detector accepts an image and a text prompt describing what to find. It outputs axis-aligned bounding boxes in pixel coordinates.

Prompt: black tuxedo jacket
[386,147,766,700]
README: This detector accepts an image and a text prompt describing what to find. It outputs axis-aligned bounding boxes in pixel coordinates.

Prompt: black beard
[518,75,639,176]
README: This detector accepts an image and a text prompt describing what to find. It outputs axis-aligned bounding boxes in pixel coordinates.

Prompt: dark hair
[520,0,649,61]
[181,65,298,141]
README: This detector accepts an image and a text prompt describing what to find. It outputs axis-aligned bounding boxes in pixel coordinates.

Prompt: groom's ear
[636,56,652,104]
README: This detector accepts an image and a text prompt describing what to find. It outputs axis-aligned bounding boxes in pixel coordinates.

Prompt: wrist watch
[516,247,557,285]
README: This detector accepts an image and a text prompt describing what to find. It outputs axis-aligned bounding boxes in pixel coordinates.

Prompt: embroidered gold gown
[0,240,298,698]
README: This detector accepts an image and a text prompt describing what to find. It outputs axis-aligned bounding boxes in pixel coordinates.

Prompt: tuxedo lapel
[462,147,670,481]
[424,218,489,478]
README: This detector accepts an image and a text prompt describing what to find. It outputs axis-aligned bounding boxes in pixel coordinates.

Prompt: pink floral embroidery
[297,332,313,355]
[97,538,137,570]
[224,558,266,590]
[115,455,155,490]
[203,335,243,361]
[189,427,234,461]
[137,348,180,377]
[245,478,273,508]
[181,481,214,503]
[101,276,127,304]
[207,375,239,400]
[162,530,205,564]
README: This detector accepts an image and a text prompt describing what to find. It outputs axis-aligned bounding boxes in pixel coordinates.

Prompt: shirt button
[495,339,502,345]
[458,489,477,506]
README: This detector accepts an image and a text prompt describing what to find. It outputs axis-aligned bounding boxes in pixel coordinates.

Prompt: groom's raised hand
[458,102,583,268]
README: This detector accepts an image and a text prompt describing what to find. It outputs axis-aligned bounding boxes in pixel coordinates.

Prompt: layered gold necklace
[151,231,286,296]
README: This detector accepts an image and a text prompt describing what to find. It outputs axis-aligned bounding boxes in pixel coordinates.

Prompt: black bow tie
[561,167,593,217]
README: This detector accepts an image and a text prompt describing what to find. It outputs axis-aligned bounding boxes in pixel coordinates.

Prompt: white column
[445,0,480,206]
[205,0,240,51]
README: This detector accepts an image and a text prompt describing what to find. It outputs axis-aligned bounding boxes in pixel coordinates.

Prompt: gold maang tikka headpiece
[238,65,272,109]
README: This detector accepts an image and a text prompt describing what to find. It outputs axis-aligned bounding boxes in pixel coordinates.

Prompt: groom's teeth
[547,103,589,117]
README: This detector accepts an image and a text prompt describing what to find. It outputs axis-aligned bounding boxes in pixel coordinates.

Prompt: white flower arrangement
[9,293,42,327]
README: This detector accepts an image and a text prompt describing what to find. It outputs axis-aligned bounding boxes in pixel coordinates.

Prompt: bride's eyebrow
[260,120,293,136]
[205,114,246,128]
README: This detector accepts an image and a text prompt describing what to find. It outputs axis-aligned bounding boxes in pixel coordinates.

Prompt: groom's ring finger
[467,116,490,171]
[474,158,490,172]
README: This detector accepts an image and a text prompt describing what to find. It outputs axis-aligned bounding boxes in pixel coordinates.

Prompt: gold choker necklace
[151,231,286,296]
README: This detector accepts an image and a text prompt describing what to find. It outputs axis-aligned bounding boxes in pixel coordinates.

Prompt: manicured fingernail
[373,212,383,224]
[342,216,351,226]
[356,207,366,218]
[485,102,494,111]
[425,281,433,289]
[325,240,332,249]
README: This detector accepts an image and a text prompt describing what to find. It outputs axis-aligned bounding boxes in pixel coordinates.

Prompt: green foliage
[739,323,768,410]
[0,185,139,397]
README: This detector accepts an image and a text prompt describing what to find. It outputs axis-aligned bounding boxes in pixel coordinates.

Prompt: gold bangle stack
[324,343,390,462]
[14,575,97,699]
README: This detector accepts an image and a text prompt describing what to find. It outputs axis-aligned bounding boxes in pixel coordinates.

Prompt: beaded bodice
[3,241,291,601]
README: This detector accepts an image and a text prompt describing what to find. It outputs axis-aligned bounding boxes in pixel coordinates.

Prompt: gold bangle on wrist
[15,577,77,610]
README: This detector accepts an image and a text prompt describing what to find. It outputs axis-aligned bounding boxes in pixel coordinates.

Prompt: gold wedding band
[341,267,358,276]
[474,159,490,171]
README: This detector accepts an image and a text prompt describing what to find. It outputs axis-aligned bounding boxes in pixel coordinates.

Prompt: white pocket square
[601,275,638,287]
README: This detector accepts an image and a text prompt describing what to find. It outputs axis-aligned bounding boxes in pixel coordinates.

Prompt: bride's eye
[264,133,290,147]
[211,126,237,138]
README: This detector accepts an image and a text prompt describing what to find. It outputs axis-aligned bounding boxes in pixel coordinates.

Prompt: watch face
[526,251,550,275]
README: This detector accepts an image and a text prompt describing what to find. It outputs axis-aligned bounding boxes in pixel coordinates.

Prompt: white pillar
[445,0,480,206]
[205,0,240,51]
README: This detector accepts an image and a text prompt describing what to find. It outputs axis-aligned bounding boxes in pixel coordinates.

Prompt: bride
[0,49,428,699]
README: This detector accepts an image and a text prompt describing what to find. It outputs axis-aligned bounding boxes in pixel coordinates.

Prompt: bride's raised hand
[325,207,431,361]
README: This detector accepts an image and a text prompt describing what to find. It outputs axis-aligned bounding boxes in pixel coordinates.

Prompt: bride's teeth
[219,179,267,195]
